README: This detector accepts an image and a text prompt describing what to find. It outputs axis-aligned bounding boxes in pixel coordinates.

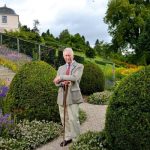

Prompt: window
[2,16,7,23]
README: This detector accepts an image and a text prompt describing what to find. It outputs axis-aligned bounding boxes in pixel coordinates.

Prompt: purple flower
[0,114,11,125]
[0,86,9,97]
[0,113,14,136]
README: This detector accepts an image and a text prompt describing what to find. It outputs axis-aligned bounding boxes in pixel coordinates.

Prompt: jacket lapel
[71,61,77,74]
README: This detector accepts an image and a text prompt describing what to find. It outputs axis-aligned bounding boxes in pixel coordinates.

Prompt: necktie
[66,64,71,75]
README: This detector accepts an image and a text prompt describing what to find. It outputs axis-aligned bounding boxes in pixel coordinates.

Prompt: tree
[71,33,87,52]
[32,19,40,33]
[94,39,111,58]
[136,15,150,64]
[104,0,150,56]
[20,25,31,32]
[85,47,96,58]
[59,29,71,45]
[41,30,58,49]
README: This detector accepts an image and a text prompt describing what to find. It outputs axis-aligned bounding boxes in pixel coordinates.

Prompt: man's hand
[61,81,71,86]
[53,76,61,84]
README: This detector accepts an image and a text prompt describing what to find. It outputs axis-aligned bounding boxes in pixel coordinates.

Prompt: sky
[0,0,112,46]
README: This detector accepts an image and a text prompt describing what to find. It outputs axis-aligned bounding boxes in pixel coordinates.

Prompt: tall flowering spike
[0,86,9,97]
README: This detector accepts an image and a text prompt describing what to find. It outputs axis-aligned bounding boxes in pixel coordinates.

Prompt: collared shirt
[66,60,74,74]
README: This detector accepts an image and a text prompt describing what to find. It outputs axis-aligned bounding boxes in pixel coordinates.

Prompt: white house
[0,4,19,33]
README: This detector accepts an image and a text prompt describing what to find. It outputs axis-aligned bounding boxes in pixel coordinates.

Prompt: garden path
[0,65,107,150]
[0,65,15,82]
[36,103,107,150]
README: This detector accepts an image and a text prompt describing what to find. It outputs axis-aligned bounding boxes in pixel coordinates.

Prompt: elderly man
[53,47,84,146]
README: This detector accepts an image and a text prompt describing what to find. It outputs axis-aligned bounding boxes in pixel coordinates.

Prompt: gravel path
[36,103,107,150]
[0,65,107,150]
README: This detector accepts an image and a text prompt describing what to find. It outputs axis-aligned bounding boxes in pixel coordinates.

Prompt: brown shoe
[60,139,72,147]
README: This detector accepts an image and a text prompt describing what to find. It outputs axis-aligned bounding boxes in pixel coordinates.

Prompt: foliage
[55,49,65,69]
[104,0,150,59]
[41,29,59,49]
[0,57,18,72]
[79,109,87,124]
[0,119,61,150]
[87,91,113,105]
[71,33,88,52]
[74,55,85,64]
[80,62,105,95]
[0,113,14,138]
[32,19,40,33]
[0,79,8,110]
[105,65,150,150]
[70,131,108,150]
[59,29,72,45]
[3,61,60,122]
[115,66,142,79]
[94,40,111,58]
[2,32,39,59]
[136,15,150,65]
[95,60,107,66]
[112,58,138,68]
[85,47,96,58]
[0,86,9,98]
[40,47,56,66]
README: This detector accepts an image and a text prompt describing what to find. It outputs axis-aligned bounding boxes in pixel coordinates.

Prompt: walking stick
[63,83,69,147]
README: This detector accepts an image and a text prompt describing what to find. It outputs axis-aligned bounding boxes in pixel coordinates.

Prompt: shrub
[105,65,150,150]
[41,48,56,66]
[85,47,96,58]
[55,49,65,69]
[80,63,105,95]
[3,61,60,122]
[74,55,84,64]
[0,57,18,72]
[70,131,107,150]
[79,109,87,124]
[0,119,61,150]
[87,91,112,105]
[95,60,106,66]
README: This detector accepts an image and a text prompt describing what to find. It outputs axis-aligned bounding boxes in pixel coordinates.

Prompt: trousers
[59,104,80,141]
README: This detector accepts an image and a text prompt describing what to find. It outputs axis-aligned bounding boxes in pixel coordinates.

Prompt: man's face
[63,51,73,64]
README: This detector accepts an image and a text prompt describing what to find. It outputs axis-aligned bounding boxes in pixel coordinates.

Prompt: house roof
[0,4,17,15]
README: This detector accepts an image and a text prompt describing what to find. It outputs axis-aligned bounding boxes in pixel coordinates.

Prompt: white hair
[63,47,74,56]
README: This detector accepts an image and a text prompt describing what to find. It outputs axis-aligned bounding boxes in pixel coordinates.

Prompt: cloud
[0,0,112,45]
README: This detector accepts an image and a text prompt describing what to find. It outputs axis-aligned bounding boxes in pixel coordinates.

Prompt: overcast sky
[0,0,112,46]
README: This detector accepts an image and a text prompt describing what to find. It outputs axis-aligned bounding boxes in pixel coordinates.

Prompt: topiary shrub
[105,66,150,150]
[80,63,105,95]
[3,61,60,122]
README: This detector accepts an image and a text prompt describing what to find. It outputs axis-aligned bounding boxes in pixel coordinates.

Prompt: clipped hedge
[105,66,150,150]
[74,55,84,64]
[3,61,60,122]
[80,62,105,95]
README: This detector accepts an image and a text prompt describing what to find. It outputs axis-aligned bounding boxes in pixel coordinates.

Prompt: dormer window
[2,16,7,23]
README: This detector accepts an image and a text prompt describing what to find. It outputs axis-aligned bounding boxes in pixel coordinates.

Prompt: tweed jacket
[55,61,84,105]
